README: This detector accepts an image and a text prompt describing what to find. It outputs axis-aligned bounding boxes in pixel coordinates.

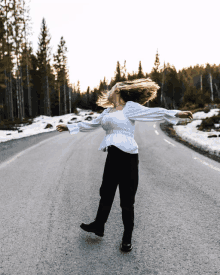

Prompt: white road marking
[164,139,176,147]
[157,122,220,173]
[193,156,220,173]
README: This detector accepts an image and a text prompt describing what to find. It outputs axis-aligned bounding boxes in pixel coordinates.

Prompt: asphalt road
[1,121,220,275]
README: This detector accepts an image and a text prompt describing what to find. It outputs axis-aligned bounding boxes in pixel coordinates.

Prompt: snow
[0,107,220,158]
[173,109,220,157]
[0,108,97,143]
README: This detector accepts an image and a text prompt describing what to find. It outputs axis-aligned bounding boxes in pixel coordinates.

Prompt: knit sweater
[66,101,181,154]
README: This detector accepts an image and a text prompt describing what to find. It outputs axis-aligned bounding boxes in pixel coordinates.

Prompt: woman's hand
[177,111,193,119]
[56,124,68,132]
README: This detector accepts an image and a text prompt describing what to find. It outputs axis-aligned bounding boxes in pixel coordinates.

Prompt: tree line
[1,1,220,124]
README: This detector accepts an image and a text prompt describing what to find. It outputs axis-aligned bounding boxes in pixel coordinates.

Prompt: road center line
[164,138,176,147]
[193,156,220,173]
[155,130,159,135]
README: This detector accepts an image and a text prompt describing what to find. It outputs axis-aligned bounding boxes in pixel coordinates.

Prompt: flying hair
[96,78,160,108]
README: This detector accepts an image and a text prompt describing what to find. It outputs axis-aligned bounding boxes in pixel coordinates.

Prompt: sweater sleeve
[124,101,181,125]
[66,108,111,135]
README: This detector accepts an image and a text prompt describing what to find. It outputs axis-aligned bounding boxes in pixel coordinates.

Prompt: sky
[28,0,220,93]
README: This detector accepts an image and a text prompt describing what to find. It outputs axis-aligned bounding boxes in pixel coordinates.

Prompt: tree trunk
[26,65,32,117]
[45,64,50,116]
[46,75,50,116]
[161,84,163,105]
[172,86,174,109]
[20,66,25,119]
[18,71,23,120]
[58,83,61,116]
[163,95,169,109]
[64,77,67,114]
[209,73,214,101]
[4,70,9,120]
[44,74,47,116]
[69,86,71,113]
[16,74,21,120]
[26,64,32,117]
[161,66,165,107]
[9,72,14,121]
[214,83,220,99]
[200,75,202,91]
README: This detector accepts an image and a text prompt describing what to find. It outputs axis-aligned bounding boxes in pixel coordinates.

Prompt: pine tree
[12,0,26,120]
[161,62,168,109]
[121,60,127,81]
[111,61,122,87]
[98,80,104,93]
[0,3,8,120]
[103,76,108,90]
[53,44,62,115]
[53,36,69,115]
[1,0,15,121]
[137,61,144,78]
[154,49,160,72]
[150,50,162,107]
[36,18,52,116]
[76,80,81,93]
[98,77,108,93]
[86,86,90,107]
[20,41,33,117]
[21,0,32,117]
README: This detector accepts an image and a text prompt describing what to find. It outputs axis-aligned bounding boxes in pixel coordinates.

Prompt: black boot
[80,221,104,237]
[120,230,133,252]
[80,202,111,237]
[120,206,134,252]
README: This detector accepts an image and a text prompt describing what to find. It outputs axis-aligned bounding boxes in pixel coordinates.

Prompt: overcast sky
[29,0,219,93]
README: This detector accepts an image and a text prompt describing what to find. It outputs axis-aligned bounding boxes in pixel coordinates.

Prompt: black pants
[98,145,139,233]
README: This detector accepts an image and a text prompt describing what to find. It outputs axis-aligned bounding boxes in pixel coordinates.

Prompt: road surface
[1,121,220,274]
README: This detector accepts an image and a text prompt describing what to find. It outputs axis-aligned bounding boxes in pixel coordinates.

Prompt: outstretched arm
[124,101,192,125]
[56,107,111,135]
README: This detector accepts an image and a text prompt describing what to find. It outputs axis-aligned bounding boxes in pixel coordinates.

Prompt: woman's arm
[124,101,190,125]
[56,108,111,135]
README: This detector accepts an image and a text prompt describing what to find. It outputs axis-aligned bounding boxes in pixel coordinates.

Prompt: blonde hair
[96,78,160,108]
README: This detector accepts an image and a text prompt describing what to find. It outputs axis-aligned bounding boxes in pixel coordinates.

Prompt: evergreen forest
[1,0,220,125]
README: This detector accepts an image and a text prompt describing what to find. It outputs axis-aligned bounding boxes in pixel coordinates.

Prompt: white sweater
[66,101,181,154]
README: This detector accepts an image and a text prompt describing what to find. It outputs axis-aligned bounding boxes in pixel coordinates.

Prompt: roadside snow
[173,109,220,157]
[0,108,98,143]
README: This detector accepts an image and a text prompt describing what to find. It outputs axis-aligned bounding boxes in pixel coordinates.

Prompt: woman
[56,78,193,252]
